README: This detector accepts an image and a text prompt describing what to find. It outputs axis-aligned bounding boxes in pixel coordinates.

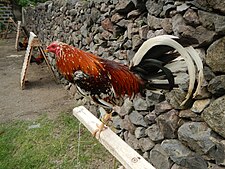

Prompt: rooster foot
[92,113,112,138]
[92,122,107,138]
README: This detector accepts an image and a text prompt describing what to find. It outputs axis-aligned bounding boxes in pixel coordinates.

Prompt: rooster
[30,53,45,65]
[46,35,204,136]
[18,37,45,65]
[18,37,28,50]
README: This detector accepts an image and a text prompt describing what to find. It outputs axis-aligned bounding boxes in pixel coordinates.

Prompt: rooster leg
[92,112,112,137]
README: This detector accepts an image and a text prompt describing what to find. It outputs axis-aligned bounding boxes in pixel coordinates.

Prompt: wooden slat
[9,17,17,27]
[73,106,155,169]
[15,21,21,50]
[31,38,41,47]
[20,32,36,89]
[38,46,58,83]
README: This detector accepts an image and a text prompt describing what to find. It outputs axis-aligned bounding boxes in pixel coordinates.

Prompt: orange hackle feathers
[47,42,143,99]
[56,43,105,80]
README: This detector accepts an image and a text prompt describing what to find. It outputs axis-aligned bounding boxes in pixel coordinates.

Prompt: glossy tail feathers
[129,35,205,106]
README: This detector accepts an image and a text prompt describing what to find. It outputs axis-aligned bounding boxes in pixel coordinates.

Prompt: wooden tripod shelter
[1,17,17,38]
[20,32,58,89]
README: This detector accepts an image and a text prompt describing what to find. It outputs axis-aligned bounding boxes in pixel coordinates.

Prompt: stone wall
[24,0,225,168]
[0,2,13,24]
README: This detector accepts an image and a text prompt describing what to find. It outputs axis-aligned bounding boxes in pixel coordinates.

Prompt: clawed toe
[92,123,107,138]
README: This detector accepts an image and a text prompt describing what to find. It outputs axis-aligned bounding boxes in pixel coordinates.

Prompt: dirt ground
[0,35,76,123]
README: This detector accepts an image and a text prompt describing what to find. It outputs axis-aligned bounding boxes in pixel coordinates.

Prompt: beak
[44,49,49,53]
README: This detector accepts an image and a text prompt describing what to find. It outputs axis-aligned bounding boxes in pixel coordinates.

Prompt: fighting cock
[46,35,204,136]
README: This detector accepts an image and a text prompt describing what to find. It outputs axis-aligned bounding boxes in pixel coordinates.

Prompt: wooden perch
[73,106,155,169]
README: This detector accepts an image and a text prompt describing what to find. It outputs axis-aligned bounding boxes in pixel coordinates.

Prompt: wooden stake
[73,106,155,169]
[15,21,21,50]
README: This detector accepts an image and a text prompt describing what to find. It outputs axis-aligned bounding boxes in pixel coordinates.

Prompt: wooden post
[15,21,21,50]
[73,106,155,169]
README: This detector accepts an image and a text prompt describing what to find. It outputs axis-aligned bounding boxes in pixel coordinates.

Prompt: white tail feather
[130,35,203,106]
[185,47,205,99]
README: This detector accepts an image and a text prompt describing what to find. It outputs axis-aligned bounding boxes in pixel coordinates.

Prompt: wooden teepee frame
[20,32,58,89]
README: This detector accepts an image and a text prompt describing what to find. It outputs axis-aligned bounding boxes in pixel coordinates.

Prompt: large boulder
[202,96,225,138]
[206,37,225,73]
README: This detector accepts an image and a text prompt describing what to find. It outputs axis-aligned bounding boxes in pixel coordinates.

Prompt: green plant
[15,0,49,7]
